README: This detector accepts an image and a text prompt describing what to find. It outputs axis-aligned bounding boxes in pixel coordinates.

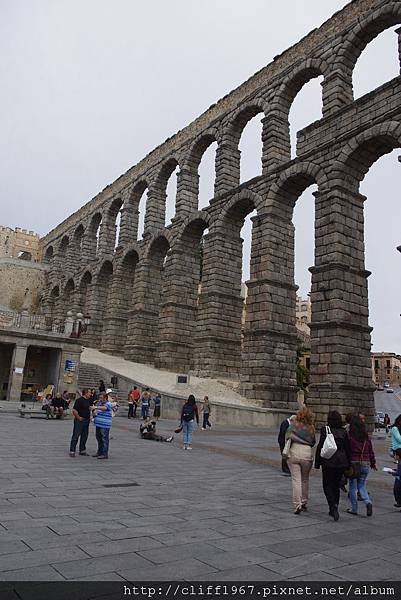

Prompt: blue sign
[65,360,76,372]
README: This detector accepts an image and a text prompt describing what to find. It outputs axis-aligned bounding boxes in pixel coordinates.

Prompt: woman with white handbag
[315,411,350,521]
[284,408,316,514]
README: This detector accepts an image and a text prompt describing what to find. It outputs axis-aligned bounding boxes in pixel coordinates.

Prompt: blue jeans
[70,418,90,453]
[141,405,149,419]
[349,464,371,512]
[202,413,211,428]
[183,420,195,445]
[95,427,110,457]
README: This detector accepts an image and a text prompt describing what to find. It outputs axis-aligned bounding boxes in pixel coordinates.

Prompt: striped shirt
[94,401,113,429]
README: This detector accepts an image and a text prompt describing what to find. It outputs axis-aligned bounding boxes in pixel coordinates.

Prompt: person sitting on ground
[51,393,65,419]
[62,390,71,411]
[139,417,173,442]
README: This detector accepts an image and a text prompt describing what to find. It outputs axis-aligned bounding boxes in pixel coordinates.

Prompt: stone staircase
[78,362,129,412]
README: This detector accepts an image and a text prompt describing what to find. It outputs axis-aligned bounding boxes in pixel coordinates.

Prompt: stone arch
[221,100,267,185]
[263,59,328,166]
[104,196,124,250]
[82,212,102,261]
[182,131,219,209]
[44,245,54,263]
[155,215,210,371]
[78,270,93,318]
[102,248,140,354]
[69,224,85,266]
[215,189,263,230]
[333,121,401,189]
[58,235,69,260]
[125,179,148,241]
[336,3,401,100]
[84,259,113,347]
[152,157,180,227]
[268,161,328,210]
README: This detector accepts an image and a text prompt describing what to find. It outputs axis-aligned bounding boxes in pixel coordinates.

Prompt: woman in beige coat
[285,408,316,514]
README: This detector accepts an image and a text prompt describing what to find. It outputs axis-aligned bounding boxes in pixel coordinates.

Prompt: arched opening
[17,250,32,261]
[102,249,139,353]
[352,143,400,359]
[93,260,113,345]
[72,224,84,262]
[197,138,218,210]
[146,236,170,363]
[44,246,54,263]
[165,164,179,227]
[289,76,323,158]
[353,28,399,99]
[108,198,123,250]
[137,187,148,241]
[58,236,69,262]
[157,220,208,371]
[237,112,264,183]
[49,285,60,320]
[62,279,75,316]
[84,213,102,260]
[79,271,92,318]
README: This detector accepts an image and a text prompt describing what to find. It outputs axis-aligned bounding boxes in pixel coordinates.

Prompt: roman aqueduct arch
[41,0,401,423]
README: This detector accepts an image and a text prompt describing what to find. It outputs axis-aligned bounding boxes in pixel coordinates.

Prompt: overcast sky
[1,0,400,352]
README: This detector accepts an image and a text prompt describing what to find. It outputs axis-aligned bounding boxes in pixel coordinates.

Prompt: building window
[386,360,391,368]
[374,360,379,369]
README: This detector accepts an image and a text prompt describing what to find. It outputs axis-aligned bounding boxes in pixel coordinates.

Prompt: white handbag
[320,425,337,459]
[282,437,292,459]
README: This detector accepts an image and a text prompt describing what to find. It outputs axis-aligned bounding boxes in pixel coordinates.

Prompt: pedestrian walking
[153,393,161,420]
[140,388,151,419]
[384,413,391,435]
[180,394,199,450]
[99,380,106,393]
[391,415,401,457]
[347,415,376,516]
[285,408,316,514]
[69,388,93,457]
[278,415,294,475]
[315,411,350,521]
[201,396,212,430]
[91,392,113,459]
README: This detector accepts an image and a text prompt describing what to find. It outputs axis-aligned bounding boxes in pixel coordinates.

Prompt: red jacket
[348,434,376,469]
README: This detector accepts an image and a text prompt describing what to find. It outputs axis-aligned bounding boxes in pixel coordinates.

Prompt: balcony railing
[0,310,65,335]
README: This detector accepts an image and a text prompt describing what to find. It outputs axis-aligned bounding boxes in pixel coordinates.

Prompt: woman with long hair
[180,394,199,450]
[286,408,316,514]
[315,411,350,521]
[347,415,377,516]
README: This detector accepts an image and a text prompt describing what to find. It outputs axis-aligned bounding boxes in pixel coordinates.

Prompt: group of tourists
[279,407,401,520]
[42,390,71,418]
[68,376,214,457]
[126,386,162,420]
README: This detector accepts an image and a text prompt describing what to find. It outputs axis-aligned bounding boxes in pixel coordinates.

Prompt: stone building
[296,295,311,339]
[0,226,41,261]
[39,0,401,424]
[371,352,401,387]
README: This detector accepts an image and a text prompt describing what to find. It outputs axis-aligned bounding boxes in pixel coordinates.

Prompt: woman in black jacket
[315,411,350,521]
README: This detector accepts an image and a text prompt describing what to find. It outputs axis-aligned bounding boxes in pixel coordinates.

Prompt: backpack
[182,403,194,422]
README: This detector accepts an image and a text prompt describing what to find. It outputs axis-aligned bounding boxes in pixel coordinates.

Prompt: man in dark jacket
[278,416,293,475]
[315,410,350,521]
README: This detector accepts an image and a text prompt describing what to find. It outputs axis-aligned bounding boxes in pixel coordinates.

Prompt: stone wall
[0,226,40,261]
[40,0,401,424]
[0,258,48,313]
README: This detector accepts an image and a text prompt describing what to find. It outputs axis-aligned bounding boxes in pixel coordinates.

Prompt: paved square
[0,414,398,581]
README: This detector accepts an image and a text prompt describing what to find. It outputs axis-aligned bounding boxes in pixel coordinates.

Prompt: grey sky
[1,1,400,352]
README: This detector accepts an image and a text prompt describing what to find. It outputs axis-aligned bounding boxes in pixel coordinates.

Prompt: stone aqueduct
[41,0,401,423]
